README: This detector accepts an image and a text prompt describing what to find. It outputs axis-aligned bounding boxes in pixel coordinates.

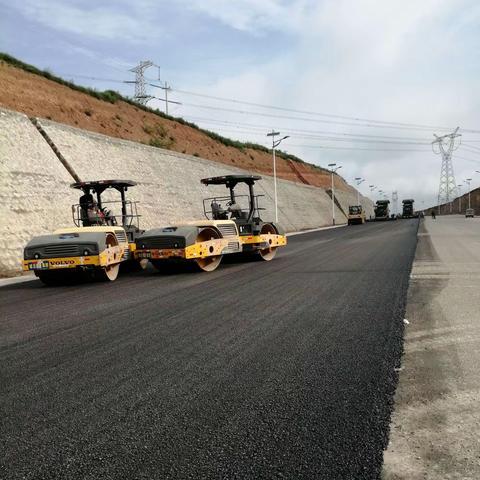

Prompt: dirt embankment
[0,61,353,192]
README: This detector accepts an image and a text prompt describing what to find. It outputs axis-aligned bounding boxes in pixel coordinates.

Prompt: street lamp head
[466,178,472,181]
[267,131,280,137]
[355,177,362,180]
[282,136,290,140]
[328,163,336,167]
[337,166,342,169]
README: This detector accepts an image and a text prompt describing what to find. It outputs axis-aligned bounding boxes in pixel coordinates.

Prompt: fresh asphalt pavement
[0,220,418,480]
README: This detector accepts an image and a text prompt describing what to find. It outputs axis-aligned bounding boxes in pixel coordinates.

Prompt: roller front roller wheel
[195,255,222,272]
[258,224,278,261]
[95,263,120,282]
[194,227,223,272]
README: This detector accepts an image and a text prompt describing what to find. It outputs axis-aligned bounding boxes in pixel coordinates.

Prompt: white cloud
[12,0,161,42]
[178,0,312,33]
[179,0,480,206]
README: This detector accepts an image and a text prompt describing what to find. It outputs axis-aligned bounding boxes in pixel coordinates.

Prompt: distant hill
[0,52,355,193]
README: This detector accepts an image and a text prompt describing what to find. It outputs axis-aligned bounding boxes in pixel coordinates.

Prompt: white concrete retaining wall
[0,107,373,276]
[334,188,374,219]
[0,110,75,276]
[38,119,352,231]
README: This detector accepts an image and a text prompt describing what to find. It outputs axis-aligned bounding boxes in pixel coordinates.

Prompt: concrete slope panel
[0,108,75,276]
[39,119,339,232]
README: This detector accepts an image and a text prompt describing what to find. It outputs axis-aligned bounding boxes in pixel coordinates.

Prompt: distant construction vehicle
[374,200,391,221]
[401,199,416,218]
[135,175,287,272]
[347,205,366,225]
[465,208,475,218]
[23,180,142,284]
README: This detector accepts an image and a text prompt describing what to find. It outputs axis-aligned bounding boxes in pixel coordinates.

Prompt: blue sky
[1,0,479,207]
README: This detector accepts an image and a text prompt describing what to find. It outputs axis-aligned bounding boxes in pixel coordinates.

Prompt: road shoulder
[383,216,480,480]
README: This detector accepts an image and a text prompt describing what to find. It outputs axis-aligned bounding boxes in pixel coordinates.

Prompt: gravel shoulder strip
[383,216,480,480]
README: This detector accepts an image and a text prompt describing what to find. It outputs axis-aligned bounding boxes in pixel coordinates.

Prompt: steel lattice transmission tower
[432,127,461,213]
[129,60,154,105]
[392,191,398,215]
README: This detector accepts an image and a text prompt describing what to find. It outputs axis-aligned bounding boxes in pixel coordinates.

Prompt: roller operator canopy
[201,175,262,188]
[71,180,137,196]
[70,180,137,191]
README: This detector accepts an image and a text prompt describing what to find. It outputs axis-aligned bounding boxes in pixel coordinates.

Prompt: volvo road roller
[23,180,142,284]
[135,175,287,272]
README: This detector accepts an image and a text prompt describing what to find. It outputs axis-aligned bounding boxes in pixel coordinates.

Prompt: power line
[54,70,480,134]
[462,144,480,154]
[179,101,473,133]
[59,73,127,84]
[207,126,432,146]
[182,115,435,142]
[171,87,476,132]
[282,143,431,152]
[455,155,480,164]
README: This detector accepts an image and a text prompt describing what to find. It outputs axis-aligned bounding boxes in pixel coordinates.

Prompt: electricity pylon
[392,191,398,216]
[128,60,154,105]
[432,127,461,213]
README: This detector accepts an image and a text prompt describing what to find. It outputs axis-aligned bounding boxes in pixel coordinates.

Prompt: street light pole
[266,130,289,223]
[355,177,364,206]
[465,178,472,209]
[457,184,463,213]
[328,163,342,225]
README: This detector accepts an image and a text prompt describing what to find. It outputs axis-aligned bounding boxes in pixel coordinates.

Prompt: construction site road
[0,220,418,480]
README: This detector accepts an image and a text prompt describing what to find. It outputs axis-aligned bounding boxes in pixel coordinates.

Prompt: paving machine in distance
[23,180,142,284]
[135,175,287,272]
[401,199,416,218]
[374,200,391,221]
[347,205,366,225]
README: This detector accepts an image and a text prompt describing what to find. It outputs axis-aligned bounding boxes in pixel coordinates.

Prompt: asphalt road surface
[1,220,418,480]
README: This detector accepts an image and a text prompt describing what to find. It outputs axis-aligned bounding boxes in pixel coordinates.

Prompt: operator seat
[228,203,246,220]
[211,201,228,220]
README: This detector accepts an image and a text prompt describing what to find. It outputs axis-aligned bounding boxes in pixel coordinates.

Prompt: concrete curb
[0,274,37,287]
[286,224,346,237]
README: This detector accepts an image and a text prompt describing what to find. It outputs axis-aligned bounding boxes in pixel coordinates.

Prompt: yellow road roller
[135,175,287,272]
[347,205,366,225]
[22,180,142,284]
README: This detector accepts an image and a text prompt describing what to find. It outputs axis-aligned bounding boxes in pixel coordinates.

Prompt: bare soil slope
[0,60,353,192]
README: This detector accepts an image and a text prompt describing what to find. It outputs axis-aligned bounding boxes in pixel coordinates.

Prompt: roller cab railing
[202,194,265,222]
[72,200,141,230]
